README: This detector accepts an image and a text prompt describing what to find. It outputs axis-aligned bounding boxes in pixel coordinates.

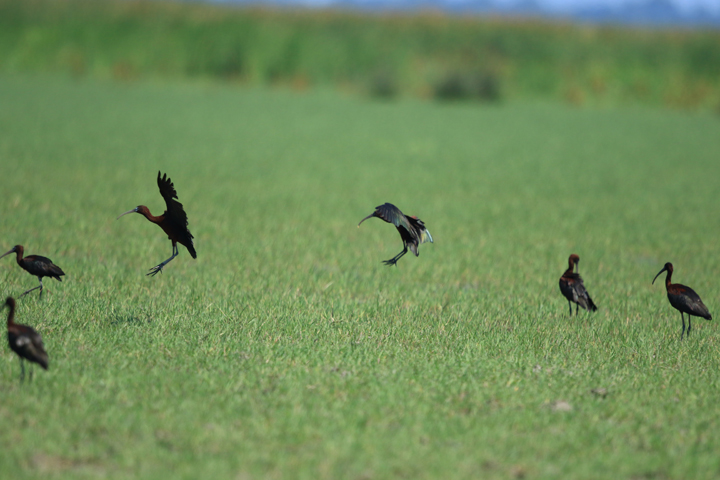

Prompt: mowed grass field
[1,74,720,479]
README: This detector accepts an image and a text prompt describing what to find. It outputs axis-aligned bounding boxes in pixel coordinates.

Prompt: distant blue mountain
[219,0,720,28]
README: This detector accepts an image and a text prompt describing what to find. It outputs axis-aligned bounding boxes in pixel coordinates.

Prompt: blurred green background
[2,0,720,109]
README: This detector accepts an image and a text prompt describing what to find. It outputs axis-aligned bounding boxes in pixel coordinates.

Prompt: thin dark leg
[680,312,686,340]
[567,301,572,316]
[383,247,408,267]
[148,244,179,276]
[19,278,43,298]
[575,303,579,316]
[687,316,692,337]
[29,364,34,381]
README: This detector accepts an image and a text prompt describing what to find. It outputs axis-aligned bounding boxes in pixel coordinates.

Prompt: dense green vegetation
[1,0,720,108]
[1,74,720,478]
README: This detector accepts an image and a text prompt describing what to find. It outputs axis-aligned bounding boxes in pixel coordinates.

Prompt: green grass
[1,74,720,479]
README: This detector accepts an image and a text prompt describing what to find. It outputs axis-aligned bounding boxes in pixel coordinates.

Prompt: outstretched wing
[371,203,411,230]
[157,171,189,229]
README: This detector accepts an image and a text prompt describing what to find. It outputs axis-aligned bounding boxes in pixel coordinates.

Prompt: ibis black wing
[157,172,190,230]
[9,327,49,370]
[406,216,433,245]
[560,273,597,311]
[372,203,411,230]
[23,255,65,280]
[669,284,711,320]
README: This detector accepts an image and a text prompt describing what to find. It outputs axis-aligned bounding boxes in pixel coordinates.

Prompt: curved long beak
[117,207,138,220]
[0,248,14,260]
[358,213,375,227]
[652,266,667,285]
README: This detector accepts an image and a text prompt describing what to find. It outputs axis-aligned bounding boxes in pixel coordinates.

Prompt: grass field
[1,74,720,479]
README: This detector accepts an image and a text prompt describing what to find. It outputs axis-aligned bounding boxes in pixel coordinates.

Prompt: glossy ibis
[358,203,433,266]
[559,254,597,315]
[652,262,711,340]
[118,171,196,276]
[0,245,65,299]
[5,297,48,381]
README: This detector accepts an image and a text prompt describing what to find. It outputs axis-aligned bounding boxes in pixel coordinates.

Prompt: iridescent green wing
[373,203,411,230]
[407,216,433,244]
[419,227,433,244]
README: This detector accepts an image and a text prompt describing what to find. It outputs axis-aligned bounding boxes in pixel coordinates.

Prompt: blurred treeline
[2,0,720,108]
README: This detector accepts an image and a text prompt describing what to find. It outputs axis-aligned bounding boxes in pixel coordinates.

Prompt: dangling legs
[383,246,408,267]
[19,277,43,299]
[148,243,178,276]
[680,312,686,340]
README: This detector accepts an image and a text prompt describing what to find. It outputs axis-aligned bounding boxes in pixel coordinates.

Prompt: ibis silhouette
[5,297,48,381]
[118,171,196,276]
[559,254,597,315]
[653,262,711,340]
[0,245,65,299]
[358,203,433,266]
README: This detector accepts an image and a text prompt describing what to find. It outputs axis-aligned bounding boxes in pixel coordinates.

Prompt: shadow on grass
[108,310,152,326]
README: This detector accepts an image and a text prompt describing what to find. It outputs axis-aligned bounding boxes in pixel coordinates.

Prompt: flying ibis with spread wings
[358,203,433,266]
[118,171,196,276]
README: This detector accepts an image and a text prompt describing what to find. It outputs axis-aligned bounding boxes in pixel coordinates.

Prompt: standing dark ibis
[5,297,48,381]
[0,245,65,299]
[652,262,711,340]
[559,254,597,315]
[118,171,196,276]
[358,203,433,266]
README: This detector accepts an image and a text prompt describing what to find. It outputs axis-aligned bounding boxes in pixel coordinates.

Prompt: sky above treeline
[516,0,718,13]
[281,0,720,14]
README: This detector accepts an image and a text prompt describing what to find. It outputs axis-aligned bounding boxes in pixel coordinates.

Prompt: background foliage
[1,0,720,108]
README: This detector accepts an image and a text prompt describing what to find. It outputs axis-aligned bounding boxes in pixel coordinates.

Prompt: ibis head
[115,205,150,220]
[652,262,673,285]
[0,245,22,260]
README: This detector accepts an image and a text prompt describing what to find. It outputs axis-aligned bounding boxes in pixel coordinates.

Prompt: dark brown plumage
[358,203,433,266]
[0,245,65,299]
[118,171,196,276]
[653,262,711,340]
[559,254,597,315]
[5,297,48,381]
